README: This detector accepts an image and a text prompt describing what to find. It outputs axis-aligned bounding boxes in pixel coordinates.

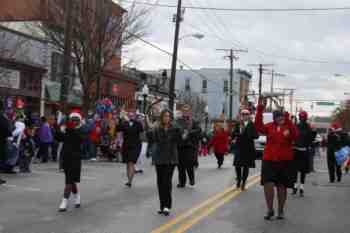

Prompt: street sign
[316,102,335,106]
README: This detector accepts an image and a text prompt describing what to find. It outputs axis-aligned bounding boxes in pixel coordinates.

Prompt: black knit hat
[273,110,283,120]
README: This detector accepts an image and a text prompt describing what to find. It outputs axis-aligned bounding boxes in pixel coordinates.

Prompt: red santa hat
[331,122,342,132]
[299,111,308,119]
[69,108,83,121]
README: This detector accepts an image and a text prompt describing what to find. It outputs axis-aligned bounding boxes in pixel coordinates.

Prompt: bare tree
[332,99,350,131]
[0,24,30,76]
[30,0,149,112]
[177,87,207,121]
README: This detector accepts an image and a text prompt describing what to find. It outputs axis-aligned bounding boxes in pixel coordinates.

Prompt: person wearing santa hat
[58,109,84,212]
[326,122,349,183]
[292,111,315,197]
[232,109,259,190]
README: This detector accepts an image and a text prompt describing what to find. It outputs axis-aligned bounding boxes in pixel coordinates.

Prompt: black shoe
[277,211,285,220]
[190,179,195,186]
[157,209,164,215]
[292,188,298,195]
[241,182,246,191]
[4,170,17,174]
[177,184,185,188]
[125,182,132,188]
[163,208,170,216]
[0,179,6,185]
[135,170,144,174]
[299,188,304,197]
[264,210,275,220]
[236,180,241,189]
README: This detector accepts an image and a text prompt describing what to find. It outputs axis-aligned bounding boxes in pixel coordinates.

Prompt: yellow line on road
[150,175,259,233]
[171,176,261,233]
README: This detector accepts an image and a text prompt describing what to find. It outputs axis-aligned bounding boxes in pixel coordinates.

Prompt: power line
[122,1,350,12]
[126,31,223,88]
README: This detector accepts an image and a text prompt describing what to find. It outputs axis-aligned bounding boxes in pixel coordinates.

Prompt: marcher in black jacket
[292,111,315,196]
[59,111,84,212]
[327,123,349,183]
[232,109,259,190]
[0,101,12,184]
[147,109,181,216]
[177,118,202,188]
[116,112,144,188]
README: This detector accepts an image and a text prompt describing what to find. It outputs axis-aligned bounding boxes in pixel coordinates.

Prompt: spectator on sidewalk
[0,100,12,184]
[37,117,53,163]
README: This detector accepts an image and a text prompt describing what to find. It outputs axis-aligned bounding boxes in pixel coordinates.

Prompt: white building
[145,68,251,119]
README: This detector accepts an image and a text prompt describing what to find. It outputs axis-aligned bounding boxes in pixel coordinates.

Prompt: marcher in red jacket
[255,98,298,220]
[209,123,230,169]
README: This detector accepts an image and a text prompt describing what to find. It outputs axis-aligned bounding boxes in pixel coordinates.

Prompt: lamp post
[142,84,149,114]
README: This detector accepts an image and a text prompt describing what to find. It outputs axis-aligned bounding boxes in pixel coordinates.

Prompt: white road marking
[2,184,41,192]
[32,170,97,180]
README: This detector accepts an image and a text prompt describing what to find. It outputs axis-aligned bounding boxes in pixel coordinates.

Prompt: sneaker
[163,208,170,216]
[72,194,81,208]
[58,198,68,212]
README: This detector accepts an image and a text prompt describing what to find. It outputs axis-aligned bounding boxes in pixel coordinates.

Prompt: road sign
[316,102,335,106]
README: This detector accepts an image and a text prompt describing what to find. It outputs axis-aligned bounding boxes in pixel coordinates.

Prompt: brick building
[0,0,137,115]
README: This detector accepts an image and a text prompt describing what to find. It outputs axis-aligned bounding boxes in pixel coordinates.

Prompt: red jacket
[255,105,298,161]
[89,121,102,143]
[209,129,230,154]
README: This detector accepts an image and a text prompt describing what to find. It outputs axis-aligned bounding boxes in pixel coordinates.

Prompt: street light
[179,33,205,41]
[141,84,149,114]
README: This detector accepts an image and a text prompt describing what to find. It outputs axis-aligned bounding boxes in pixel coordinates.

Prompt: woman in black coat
[232,109,259,190]
[59,112,84,212]
[147,109,182,216]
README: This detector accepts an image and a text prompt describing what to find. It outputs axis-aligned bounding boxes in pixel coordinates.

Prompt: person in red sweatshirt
[255,98,298,220]
[209,123,230,169]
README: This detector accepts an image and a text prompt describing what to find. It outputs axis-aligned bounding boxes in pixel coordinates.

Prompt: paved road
[1,153,349,233]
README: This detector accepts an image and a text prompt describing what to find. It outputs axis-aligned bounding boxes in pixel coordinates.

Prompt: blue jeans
[87,140,97,159]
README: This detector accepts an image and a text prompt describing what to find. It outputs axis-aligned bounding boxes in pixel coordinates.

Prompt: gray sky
[121,0,350,116]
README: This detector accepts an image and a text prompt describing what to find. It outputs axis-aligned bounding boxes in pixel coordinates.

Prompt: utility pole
[217,49,247,120]
[168,0,183,112]
[262,69,286,110]
[275,88,296,113]
[248,64,274,99]
[60,0,74,112]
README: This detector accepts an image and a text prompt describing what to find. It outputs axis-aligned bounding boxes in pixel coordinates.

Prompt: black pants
[156,165,175,210]
[327,154,342,182]
[38,143,50,163]
[235,166,249,184]
[178,164,195,186]
[215,153,225,167]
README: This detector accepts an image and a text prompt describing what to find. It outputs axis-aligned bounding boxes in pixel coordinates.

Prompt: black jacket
[232,121,259,167]
[62,128,84,169]
[147,126,182,165]
[295,122,315,149]
[0,113,12,161]
[327,131,349,157]
[117,120,144,151]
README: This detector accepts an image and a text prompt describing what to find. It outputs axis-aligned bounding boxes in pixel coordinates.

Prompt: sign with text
[0,67,20,89]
